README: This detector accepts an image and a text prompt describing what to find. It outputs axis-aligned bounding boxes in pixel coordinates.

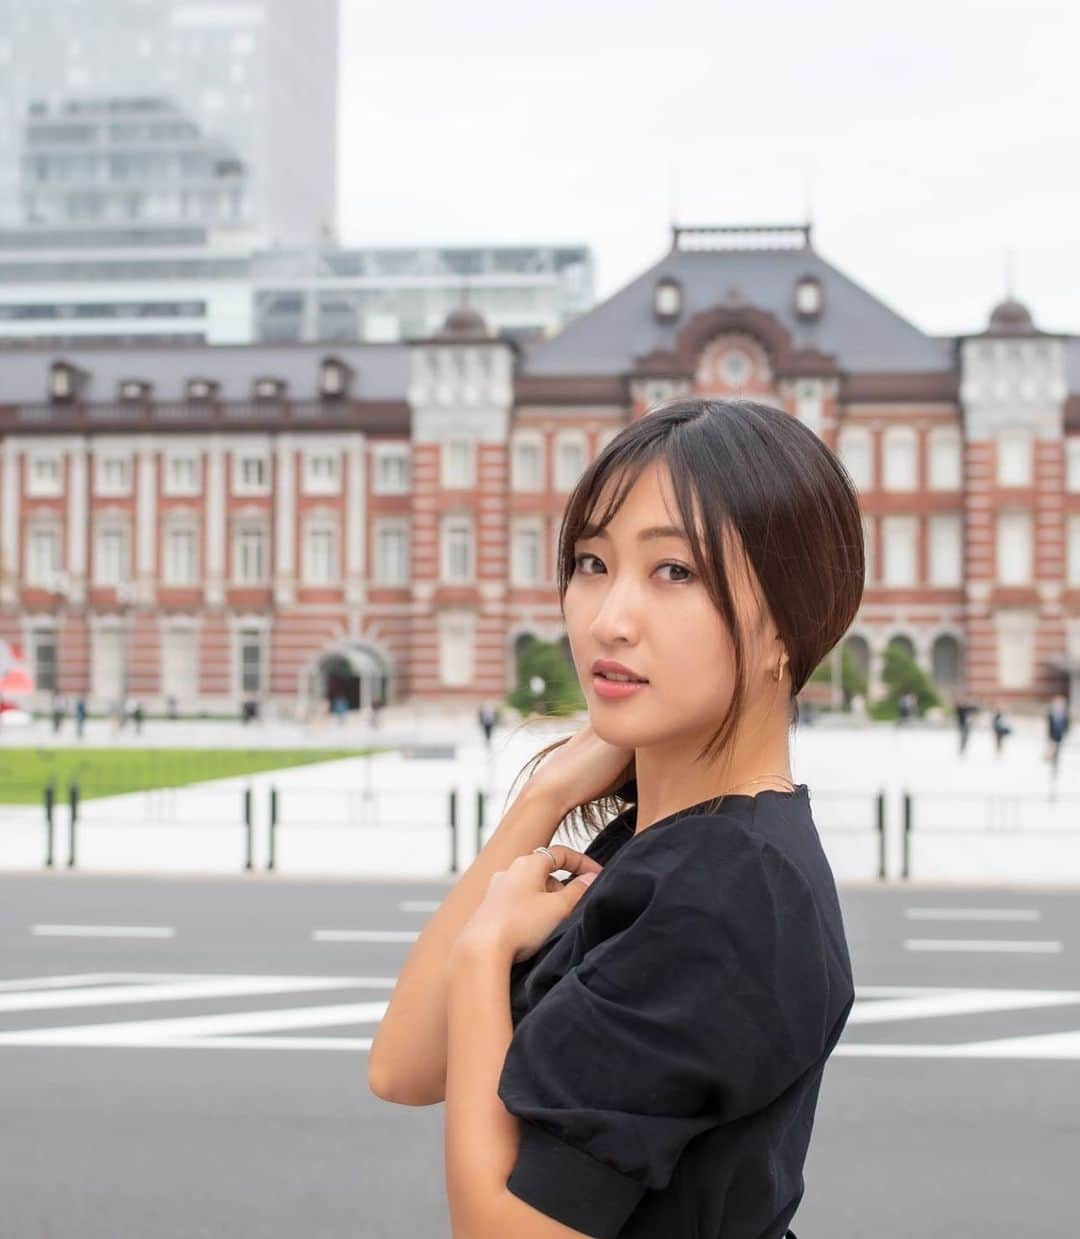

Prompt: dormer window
[186,377,219,403]
[319,356,352,400]
[794,275,823,319]
[253,376,287,402]
[49,360,86,404]
[118,379,152,403]
[654,277,683,322]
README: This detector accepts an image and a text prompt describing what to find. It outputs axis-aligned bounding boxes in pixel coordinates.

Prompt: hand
[527,721,636,817]
[457,844,604,965]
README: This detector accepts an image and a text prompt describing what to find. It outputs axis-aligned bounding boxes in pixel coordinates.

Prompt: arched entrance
[310,642,393,712]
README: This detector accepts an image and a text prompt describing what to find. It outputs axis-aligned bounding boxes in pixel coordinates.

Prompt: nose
[587,574,643,647]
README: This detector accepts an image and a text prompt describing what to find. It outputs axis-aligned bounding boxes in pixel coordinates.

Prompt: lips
[592,660,649,683]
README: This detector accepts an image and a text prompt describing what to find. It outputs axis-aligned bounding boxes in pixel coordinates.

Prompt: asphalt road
[2,872,1078,1238]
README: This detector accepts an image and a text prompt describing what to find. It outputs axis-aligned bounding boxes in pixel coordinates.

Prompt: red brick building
[2,223,1077,714]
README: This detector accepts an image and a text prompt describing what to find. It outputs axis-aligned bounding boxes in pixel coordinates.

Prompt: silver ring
[533,846,558,870]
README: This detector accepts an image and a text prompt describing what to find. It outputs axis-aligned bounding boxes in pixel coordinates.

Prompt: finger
[528,845,603,876]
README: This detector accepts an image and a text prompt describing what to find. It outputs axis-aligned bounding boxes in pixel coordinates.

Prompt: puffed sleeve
[496,817,836,1238]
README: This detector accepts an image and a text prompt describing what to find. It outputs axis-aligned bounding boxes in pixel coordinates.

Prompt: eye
[572,553,695,584]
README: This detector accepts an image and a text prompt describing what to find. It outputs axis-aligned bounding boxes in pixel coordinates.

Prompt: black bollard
[876,789,886,881]
[449,788,458,875]
[243,786,253,872]
[43,782,55,868]
[266,786,278,871]
[67,780,80,869]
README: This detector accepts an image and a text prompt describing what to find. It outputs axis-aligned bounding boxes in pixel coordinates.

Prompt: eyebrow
[578,524,689,543]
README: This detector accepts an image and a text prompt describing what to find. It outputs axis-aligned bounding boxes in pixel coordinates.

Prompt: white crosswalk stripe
[0,973,390,1051]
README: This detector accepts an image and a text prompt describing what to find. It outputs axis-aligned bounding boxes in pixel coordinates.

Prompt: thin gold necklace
[720,774,797,796]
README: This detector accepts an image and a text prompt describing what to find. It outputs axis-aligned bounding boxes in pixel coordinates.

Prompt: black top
[496,785,855,1239]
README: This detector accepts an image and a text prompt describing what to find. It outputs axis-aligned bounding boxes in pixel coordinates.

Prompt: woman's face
[563,459,769,748]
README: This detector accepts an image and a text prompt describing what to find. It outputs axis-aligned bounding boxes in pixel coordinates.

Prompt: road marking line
[0,973,142,993]
[399,901,440,912]
[0,1001,388,1046]
[31,925,176,939]
[835,1030,1080,1061]
[904,908,1043,922]
[903,939,1064,953]
[0,974,395,1015]
[849,988,1080,1024]
[313,930,419,943]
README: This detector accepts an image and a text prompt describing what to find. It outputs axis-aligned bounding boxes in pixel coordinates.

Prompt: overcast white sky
[338,0,1078,338]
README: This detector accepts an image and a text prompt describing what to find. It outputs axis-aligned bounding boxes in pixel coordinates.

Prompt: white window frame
[29,626,59,693]
[511,519,544,586]
[928,513,963,587]
[440,514,474,584]
[794,380,824,437]
[510,434,544,492]
[996,613,1034,689]
[438,608,475,688]
[302,450,341,496]
[302,519,338,585]
[928,427,962,490]
[163,523,199,586]
[26,453,63,498]
[996,509,1032,585]
[232,522,269,585]
[554,432,587,492]
[26,522,62,588]
[234,624,268,697]
[882,514,918,587]
[164,452,200,497]
[862,515,874,586]
[441,437,475,490]
[997,428,1032,487]
[883,426,917,492]
[95,452,133,498]
[232,452,271,496]
[838,426,872,490]
[372,444,411,495]
[374,517,410,586]
[94,522,131,587]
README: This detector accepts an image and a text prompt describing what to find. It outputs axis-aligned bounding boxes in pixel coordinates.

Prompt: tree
[507,636,584,717]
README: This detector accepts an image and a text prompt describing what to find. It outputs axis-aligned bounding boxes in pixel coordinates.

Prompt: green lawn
[0,748,379,804]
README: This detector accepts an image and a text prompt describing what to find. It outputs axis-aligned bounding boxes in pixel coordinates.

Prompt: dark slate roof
[521,244,953,377]
[0,340,410,404]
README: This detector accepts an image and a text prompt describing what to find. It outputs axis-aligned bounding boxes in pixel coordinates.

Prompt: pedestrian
[477,700,497,747]
[74,696,87,740]
[370,396,858,1238]
[132,700,144,736]
[50,692,65,735]
[955,698,977,755]
[991,701,1012,756]
[896,690,912,726]
[370,697,383,729]
[1047,693,1070,776]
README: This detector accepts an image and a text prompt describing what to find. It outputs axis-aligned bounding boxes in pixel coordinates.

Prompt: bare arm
[367,782,570,1106]
[443,933,590,1238]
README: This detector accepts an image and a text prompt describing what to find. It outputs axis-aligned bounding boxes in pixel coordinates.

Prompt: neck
[632,721,793,836]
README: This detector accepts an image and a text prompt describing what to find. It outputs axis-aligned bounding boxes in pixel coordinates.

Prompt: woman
[370,397,862,1237]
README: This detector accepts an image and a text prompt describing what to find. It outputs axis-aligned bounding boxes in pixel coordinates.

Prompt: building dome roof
[986,297,1036,336]
[438,304,490,339]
